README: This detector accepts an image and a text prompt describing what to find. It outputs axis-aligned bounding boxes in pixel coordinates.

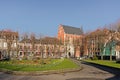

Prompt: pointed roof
[61,25,83,35]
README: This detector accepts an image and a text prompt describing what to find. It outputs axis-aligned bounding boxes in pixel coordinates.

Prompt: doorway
[68,52,71,57]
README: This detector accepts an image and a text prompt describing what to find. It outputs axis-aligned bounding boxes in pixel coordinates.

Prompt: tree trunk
[110,49,112,61]
[101,49,103,60]
[100,46,104,60]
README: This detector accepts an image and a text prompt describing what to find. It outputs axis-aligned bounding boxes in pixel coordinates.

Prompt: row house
[58,24,84,58]
[18,37,64,59]
[0,30,19,60]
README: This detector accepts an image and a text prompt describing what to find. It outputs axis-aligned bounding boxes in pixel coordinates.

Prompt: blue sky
[0,0,120,37]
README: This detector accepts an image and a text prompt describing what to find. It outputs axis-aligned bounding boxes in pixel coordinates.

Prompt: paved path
[0,60,120,80]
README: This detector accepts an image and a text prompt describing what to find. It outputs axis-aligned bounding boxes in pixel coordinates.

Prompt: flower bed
[0,59,79,71]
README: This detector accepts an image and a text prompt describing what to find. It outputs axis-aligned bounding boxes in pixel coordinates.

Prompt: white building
[0,30,18,60]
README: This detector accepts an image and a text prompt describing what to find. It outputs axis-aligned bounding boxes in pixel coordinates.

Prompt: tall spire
[80,25,84,34]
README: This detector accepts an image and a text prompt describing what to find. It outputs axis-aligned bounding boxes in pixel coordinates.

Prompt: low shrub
[92,55,98,60]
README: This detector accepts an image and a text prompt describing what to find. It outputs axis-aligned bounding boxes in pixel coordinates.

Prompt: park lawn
[84,60,120,68]
[0,59,79,71]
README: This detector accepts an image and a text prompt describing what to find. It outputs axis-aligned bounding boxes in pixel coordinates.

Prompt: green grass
[84,60,120,68]
[0,59,79,71]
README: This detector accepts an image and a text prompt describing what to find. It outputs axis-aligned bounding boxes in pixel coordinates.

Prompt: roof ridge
[62,24,80,29]
[61,24,82,35]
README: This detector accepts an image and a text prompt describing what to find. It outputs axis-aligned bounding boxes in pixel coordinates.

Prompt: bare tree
[30,33,36,58]
[2,30,18,60]
[21,32,29,59]
[106,22,120,60]
[85,28,109,60]
[39,45,44,59]
[21,32,29,40]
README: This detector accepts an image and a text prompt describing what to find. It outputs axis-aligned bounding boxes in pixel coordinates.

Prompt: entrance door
[68,52,71,57]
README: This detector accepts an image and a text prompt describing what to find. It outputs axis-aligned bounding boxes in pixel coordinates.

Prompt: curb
[83,61,120,71]
[0,67,82,76]
[82,61,120,76]
[0,59,82,76]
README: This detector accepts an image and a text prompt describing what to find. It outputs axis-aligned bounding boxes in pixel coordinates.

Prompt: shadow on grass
[81,61,120,80]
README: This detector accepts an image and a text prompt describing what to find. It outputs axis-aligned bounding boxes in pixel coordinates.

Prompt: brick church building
[58,24,84,58]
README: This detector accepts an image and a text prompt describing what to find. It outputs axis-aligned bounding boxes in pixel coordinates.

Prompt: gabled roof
[39,37,61,44]
[61,25,83,35]
[19,37,62,45]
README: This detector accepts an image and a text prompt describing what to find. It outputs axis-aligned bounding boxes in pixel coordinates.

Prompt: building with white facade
[0,30,18,60]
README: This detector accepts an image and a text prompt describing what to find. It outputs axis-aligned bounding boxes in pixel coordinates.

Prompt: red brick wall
[57,24,84,57]
[58,25,65,43]
[75,46,80,57]
[58,25,82,43]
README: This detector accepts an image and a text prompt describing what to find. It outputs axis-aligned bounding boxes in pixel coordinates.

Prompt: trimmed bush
[92,55,98,60]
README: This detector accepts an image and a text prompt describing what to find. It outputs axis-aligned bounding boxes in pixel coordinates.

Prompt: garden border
[0,59,82,75]
[83,60,120,70]
[0,66,82,76]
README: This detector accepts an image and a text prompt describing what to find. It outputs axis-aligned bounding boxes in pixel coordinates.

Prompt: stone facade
[0,30,19,60]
